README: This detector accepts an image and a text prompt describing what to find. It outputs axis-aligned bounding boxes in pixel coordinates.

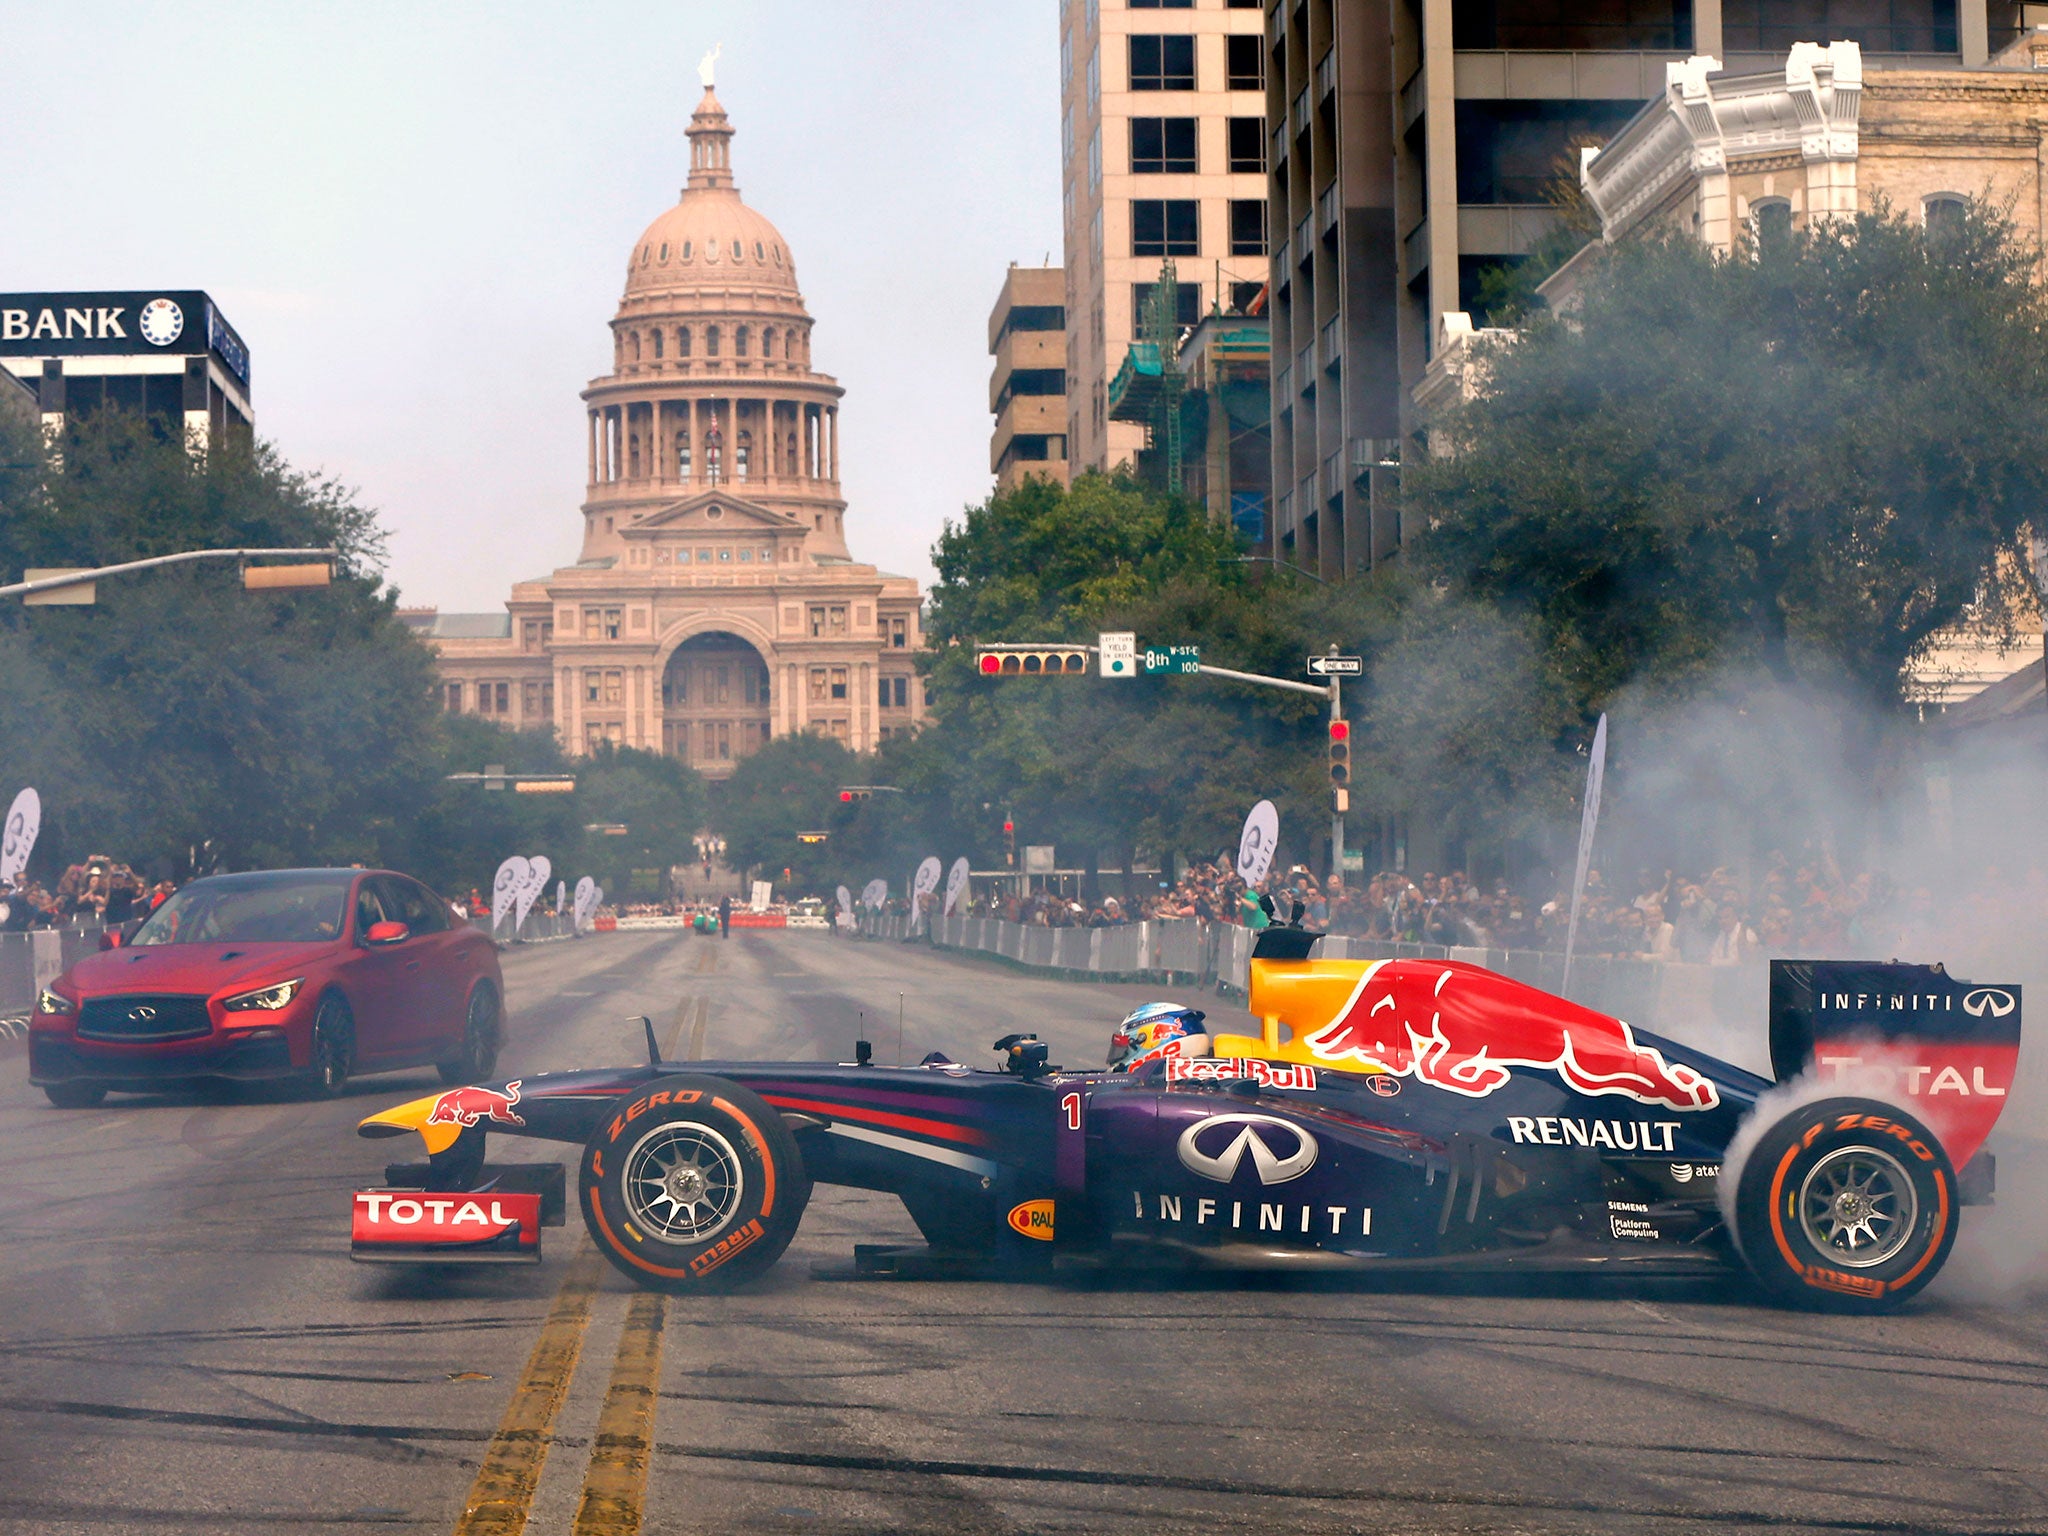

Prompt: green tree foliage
[716,732,861,890]
[576,744,708,893]
[1408,201,2048,713]
[0,414,438,876]
[915,470,1379,882]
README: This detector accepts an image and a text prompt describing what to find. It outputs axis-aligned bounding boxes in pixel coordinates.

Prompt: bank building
[407,72,925,775]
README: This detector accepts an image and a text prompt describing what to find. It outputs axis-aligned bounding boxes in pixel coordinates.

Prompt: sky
[0,1,1062,610]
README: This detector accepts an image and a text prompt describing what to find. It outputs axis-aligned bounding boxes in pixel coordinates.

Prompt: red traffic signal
[1002,820,1014,835]
[840,790,856,802]
[975,647,1090,676]
[1328,718,1352,787]
[1328,720,1351,742]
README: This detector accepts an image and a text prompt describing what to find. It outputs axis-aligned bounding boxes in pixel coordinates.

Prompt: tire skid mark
[647,1442,2028,1531]
[1432,1332,2048,1521]
[0,1497,419,1527]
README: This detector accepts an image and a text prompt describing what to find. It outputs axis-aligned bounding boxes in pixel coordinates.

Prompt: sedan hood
[62,942,338,998]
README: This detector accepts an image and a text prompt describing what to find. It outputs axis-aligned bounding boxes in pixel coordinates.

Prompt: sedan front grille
[76,994,214,1043]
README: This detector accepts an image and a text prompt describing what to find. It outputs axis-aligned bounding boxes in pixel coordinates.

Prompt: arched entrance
[661,632,772,774]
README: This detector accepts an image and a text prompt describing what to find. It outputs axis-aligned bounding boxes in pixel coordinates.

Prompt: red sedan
[28,868,504,1108]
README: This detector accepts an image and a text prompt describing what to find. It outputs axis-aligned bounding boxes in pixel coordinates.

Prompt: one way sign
[1306,655,1363,677]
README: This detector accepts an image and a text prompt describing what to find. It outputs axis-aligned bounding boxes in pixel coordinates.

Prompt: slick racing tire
[1732,1096,1957,1314]
[438,983,501,1086]
[579,1074,809,1294]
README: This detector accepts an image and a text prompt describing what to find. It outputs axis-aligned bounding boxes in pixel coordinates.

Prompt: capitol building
[407,74,925,775]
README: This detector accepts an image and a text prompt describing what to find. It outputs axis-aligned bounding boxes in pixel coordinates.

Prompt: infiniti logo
[1176,1114,1318,1185]
[1963,988,2017,1018]
[127,1006,158,1023]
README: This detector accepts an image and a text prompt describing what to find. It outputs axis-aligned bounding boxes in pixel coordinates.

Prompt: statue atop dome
[698,43,720,90]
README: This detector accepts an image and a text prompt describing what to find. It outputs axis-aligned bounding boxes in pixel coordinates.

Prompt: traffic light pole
[0,546,339,600]
[1192,661,1345,881]
[980,644,1349,883]
[1329,674,1344,884]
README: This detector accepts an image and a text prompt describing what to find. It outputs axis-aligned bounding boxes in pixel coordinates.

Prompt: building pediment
[626,490,803,535]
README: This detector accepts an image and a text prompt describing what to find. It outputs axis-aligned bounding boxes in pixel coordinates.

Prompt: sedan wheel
[438,984,501,1086]
[44,1082,107,1109]
[305,997,355,1099]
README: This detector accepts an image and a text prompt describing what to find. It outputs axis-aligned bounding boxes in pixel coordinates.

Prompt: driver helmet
[1107,1002,1207,1071]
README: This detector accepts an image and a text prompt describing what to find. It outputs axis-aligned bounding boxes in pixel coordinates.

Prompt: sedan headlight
[36,987,74,1016]
[221,978,305,1012]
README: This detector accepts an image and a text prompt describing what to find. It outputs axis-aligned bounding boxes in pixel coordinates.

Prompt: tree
[715,733,859,889]
[0,414,442,879]
[1408,202,2048,715]
[576,744,708,897]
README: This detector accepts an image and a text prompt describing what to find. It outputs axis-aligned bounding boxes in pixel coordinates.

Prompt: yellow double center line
[571,1292,669,1535]
[452,948,713,1533]
[452,1245,606,1536]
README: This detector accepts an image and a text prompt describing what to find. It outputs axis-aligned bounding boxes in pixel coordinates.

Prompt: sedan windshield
[130,873,353,946]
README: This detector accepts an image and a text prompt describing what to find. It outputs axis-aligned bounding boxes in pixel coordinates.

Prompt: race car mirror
[1251,925,1321,961]
[994,1033,1051,1078]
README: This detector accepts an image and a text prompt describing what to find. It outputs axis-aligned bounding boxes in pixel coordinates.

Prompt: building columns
[1422,0,1460,347]
[1693,0,1722,57]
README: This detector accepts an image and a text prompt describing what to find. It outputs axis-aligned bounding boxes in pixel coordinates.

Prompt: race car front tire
[578,1074,809,1293]
[1732,1095,1957,1313]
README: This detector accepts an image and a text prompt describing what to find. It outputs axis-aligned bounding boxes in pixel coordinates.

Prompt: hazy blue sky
[0,2,1062,609]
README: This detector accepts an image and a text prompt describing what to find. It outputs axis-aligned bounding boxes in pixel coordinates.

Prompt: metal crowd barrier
[0,923,108,1016]
[856,911,1775,1074]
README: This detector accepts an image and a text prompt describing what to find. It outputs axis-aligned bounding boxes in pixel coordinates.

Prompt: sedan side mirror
[365,920,410,946]
[99,929,124,951]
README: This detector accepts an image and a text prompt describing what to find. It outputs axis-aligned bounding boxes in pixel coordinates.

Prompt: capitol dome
[623,87,800,301]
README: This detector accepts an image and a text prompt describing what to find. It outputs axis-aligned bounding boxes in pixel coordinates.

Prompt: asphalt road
[1,928,2045,1535]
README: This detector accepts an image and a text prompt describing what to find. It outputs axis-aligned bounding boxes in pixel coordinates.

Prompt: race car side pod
[1768,959,2020,1193]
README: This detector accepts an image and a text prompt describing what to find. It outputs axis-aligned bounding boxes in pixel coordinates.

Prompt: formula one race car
[349,927,2021,1313]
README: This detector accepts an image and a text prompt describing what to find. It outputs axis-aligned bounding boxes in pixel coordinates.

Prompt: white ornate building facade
[408,81,925,774]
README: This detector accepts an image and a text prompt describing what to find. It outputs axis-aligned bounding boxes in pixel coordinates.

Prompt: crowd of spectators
[0,856,173,933]
[953,850,1953,966]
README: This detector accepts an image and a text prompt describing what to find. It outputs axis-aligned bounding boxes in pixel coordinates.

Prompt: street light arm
[0,547,340,599]
[1194,662,1333,698]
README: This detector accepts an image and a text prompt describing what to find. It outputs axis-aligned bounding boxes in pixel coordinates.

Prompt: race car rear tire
[578,1074,809,1293]
[1732,1095,1957,1313]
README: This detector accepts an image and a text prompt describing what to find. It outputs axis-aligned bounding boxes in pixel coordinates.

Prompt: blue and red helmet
[1107,1001,1207,1071]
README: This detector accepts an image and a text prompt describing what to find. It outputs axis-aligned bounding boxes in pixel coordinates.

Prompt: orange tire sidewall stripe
[712,1097,776,1219]
[1768,1140,1804,1277]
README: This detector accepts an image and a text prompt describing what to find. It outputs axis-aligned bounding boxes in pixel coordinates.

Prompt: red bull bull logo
[1301,961,1719,1111]
[425,1080,527,1129]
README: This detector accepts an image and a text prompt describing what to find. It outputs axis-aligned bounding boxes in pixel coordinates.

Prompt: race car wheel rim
[1797,1146,1917,1268]
[624,1123,743,1242]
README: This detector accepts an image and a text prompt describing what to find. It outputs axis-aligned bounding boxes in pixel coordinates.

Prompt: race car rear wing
[1768,960,2020,1170]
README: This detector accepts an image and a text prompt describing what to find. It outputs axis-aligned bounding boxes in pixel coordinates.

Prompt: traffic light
[796,831,829,845]
[1327,719,1351,788]
[1003,818,1016,867]
[976,646,1091,677]
[837,785,900,802]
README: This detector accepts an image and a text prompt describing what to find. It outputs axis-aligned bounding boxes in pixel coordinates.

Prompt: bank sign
[0,291,249,387]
